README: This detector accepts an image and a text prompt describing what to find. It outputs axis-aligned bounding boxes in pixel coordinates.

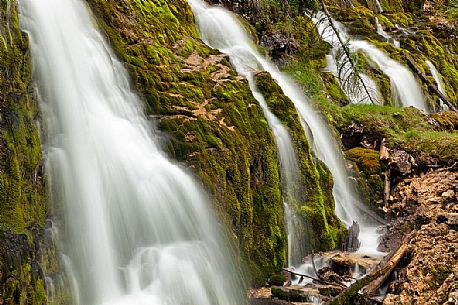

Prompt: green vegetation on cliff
[0,1,47,304]
[256,72,346,251]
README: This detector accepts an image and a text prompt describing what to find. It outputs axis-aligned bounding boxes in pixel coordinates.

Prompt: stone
[342,221,361,252]
[389,150,415,175]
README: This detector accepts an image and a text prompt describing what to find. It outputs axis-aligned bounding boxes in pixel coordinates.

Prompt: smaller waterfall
[395,24,414,36]
[374,0,384,13]
[313,13,427,111]
[352,40,426,110]
[425,60,447,111]
[375,17,400,48]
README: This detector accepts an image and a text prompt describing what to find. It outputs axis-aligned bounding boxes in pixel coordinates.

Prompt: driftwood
[319,0,377,105]
[403,53,457,112]
[330,237,410,304]
[383,170,390,208]
[364,243,408,296]
[282,268,346,289]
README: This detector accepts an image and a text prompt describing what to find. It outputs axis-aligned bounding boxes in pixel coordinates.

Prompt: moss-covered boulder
[346,147,385,208]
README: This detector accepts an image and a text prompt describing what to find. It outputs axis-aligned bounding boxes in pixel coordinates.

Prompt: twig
[282,268,347,289]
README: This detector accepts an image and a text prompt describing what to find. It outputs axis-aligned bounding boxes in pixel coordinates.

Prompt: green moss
[256,72,346,252]
[347,147,381,173]
[431,111,458,131]
[346,148,385,208]
[0,0,46,235]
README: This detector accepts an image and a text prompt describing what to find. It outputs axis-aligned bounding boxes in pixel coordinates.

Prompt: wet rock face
[259,30,299,59]
[0,231,47,305]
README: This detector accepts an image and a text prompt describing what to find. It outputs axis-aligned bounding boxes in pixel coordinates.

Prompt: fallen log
[403,53,457,112]
[330,236,410,304]
[364,243,408,296]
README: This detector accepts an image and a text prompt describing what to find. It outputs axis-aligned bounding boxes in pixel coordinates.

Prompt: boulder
[389,150,416,175]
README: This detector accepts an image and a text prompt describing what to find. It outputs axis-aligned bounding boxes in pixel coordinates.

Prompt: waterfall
[352,40,426,110]
[425,60,447,111]
[186,0,307,266]
[189,0,384,265]
[314,13,427,111]
[375,17,400,48]
[19,0,243,304]
[374,0,384,13]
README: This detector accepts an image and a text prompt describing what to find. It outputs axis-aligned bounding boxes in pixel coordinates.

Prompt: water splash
[19,0,243,304]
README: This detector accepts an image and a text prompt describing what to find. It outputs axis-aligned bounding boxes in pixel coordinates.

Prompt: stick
[403,53,457,112]
[282,268,346,288]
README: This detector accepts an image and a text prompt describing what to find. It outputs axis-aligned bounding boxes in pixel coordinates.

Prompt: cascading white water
[313,12,382,104]
[314,13,427,111]
[425,60,447,111]
[187,0,306,266]
[189,0,384,267]
[19,0,244,304]
[374,0,384,13]
[352,40,427,110]
[375,17,400,48]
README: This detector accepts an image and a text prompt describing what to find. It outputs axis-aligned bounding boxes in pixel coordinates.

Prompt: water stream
[19,0,243,304]
[426,60,447,111]
[189,0,385,270]
[374,0,384,13]
[313,12,382,104]
[375,17,400,48]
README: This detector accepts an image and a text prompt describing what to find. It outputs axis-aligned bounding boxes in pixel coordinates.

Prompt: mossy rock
[346,147,382,174]
[269,274,287,286]
[431,111,458,131]
[346,148,385,208]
